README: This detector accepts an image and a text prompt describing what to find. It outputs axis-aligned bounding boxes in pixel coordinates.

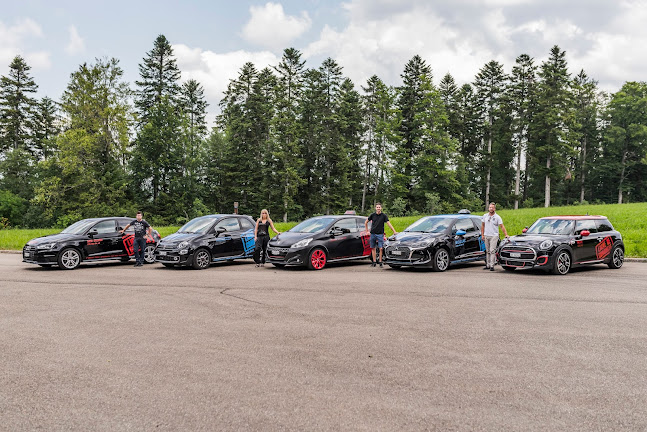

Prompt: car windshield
[290,217,336,233]
[178,216,218,234]
[404,217,453,233]
[61,219,97,234]
[526,219,575,235]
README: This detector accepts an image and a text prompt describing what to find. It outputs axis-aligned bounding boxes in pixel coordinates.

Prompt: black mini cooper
[154,214,256,269]
[497,215,625,275]
[22,217,160,270]
[266,215,371,270]
[384,212,485,271]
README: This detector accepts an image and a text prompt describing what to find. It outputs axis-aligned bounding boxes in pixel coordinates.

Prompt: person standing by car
[120,211,153,267]
[365,203,398,268]
[254,209,280,267]
[481,202,509,271]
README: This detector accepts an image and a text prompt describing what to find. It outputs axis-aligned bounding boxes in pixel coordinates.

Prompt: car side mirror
[215,227,226,237]
[331,228,344,236]
[88,229,98,237]
[580,230,590,237]
[522,228,528,233]
[455,229,467,236]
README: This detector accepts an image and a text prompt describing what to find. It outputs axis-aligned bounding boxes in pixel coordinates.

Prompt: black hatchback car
[22,217,160,270]
[384,212,485,271]
[497,215,625,275]
[266,215,371,270]
[154,214,256,269]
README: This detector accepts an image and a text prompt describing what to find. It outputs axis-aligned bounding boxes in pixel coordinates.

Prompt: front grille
[23,246,36,259]
[500,246,536,261]
[156,244,177,251]
[385,246,411,260]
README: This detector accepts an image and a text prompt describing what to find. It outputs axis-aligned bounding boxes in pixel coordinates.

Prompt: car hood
[503,234,570,247]
[158,232,202,246]
[269,231,316,247]
[389,231,444,245]
[26,233,82,246]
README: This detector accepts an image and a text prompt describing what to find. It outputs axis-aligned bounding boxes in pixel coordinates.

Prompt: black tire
[502,266,516,272]
[552,250,571,275]
[607,245,624,269]
[272,263,286,268]
[144,244,156,264]
[431,248,450,272]
[307,248,327,270]
[57,247,82,270]
[387,264,402,269]
[162,263,175,268]
[192,248,211,270]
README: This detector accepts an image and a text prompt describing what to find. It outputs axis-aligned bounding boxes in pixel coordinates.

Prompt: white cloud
[65,25,85,55]
[242,2,312,50]
[173,43,280,121]
[0,18,50,69]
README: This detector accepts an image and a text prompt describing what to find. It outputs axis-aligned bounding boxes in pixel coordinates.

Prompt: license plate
[510,252,521,258]
[391,250,402,255]
[271,249,280,255]
[159,251,167,256]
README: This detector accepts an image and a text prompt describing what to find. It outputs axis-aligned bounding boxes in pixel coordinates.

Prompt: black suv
[384,212,485,271]
[22,217,160,270]
[266,215,371,270]
[154,214,256,269]
[497,215,624,275]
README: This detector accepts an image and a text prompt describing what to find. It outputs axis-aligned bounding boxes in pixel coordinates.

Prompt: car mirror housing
[455,229,467,236]
[88,229,98,237]
[522,228,528,233]
[331,228,344,236]
[580,230,590,237]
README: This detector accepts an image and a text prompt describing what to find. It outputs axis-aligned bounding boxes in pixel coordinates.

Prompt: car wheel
[552,250,571,275]
[162,263,175,268]
[388,264,402,269]
[502,266,516,272]
[432,248,450,272]
[144,245,156,264]
[272,263,286,268]
[192,248,211,270]
[608,245,624,269]
[308,248,327,270]
[58,247,81,270]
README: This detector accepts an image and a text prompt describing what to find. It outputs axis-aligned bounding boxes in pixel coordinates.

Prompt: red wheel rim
[311,249,326,270]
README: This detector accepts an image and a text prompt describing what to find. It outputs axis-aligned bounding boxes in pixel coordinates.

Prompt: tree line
[1,35,646,228]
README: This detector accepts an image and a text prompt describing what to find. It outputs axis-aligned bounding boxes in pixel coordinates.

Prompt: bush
[56,212,83,229]
[389,198,408,217]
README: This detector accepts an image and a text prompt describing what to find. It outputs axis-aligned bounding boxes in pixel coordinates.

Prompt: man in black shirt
[364,203,397,268]
[120,211,152,267]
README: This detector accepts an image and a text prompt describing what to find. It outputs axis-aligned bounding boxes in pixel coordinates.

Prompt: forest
[1,34,646,228]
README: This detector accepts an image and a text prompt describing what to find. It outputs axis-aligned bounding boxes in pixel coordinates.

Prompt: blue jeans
[369,233,384,249]
[133,237,147,264]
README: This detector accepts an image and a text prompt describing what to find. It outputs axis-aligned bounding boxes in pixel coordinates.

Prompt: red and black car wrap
[22,217,160,270]
[266,215,371,270]
[497,215,625,275]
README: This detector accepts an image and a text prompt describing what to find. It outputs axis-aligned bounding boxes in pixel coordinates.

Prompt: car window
[574,219,598,235]
[214,218,241,232]
[239,218,254,230]
[453,218,476,233]
[92,220,117,234]
[471,218,483,231]
[405,217,453,233]
[290,217,336,233]
[333,218,359,233]
[596,219,614,232]
[527,219,575,235]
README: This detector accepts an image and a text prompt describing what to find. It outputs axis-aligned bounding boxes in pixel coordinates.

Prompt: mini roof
[541,215,606,220]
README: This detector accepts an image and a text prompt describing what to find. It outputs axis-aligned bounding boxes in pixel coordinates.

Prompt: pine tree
[0,56,38,152]
[32,97,60,161]
[572,70,601,203]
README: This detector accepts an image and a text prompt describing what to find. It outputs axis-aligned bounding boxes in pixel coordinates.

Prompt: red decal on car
[87,239,102,245]
[122,234,135,255]
[596,236,613,260]
[360,231,371,255]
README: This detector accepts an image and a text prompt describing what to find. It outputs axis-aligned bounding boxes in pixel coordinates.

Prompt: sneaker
[483,266,490,270]
[134,263,139,267]
[490,267,495,272]
[371,262,376,267]
[379,262,383,268]
[255,263,260,267]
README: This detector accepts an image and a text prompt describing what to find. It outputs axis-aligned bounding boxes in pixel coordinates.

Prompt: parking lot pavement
[1,254,646,431]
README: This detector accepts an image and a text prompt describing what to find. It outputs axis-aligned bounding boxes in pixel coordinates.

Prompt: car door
[238,217,256,256]
[211,217,243,258]
[471,217,487,255]
[573,219,599,262]
[452,218,479,259]
[328,218,361,259]
[85,220,120,259]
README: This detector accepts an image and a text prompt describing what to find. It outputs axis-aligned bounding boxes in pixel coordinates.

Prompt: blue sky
[2,0,646,122]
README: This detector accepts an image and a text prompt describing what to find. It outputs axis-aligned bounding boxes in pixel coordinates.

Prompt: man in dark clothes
[120,211,153,267]
[364,203,397,268]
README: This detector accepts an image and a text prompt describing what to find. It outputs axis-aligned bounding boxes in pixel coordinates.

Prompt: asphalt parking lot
[1,253,646,431]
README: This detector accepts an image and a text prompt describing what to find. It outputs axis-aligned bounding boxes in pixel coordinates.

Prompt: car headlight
[36,243,58,250]
[291,238,313,248]
[177,241,189,250]
[539,240,553,250]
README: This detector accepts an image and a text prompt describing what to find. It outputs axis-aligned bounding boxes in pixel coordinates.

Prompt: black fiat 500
[266,215,371,270]
[497,215,625,275]
[384,212,485,271]
[22,217,160,270]
[154,214,256,269]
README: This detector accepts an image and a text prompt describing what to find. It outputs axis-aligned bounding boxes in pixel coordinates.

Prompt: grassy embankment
[2,202,646,257]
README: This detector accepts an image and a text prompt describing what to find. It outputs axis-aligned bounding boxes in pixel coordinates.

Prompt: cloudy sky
[2,0,646,122]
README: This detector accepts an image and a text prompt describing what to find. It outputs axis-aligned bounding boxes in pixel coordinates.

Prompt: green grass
[3,202,646,257]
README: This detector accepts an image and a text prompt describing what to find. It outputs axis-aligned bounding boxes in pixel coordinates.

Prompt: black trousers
[254,235,269,264]
[133,237,147,264]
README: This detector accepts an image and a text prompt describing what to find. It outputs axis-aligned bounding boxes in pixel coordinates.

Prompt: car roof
[425,214,476,219]
[541,215,607,220]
